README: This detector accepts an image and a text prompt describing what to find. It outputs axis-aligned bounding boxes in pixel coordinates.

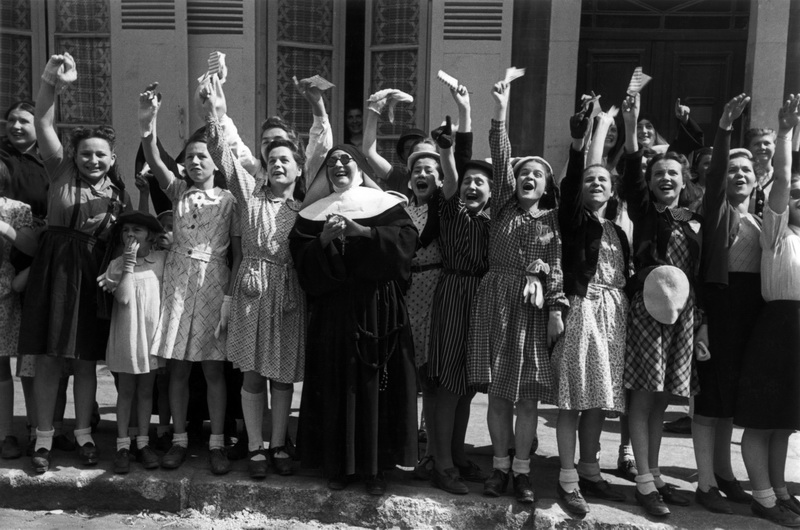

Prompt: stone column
[746,0,791,129]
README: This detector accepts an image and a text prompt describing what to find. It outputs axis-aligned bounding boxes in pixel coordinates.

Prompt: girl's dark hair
[691,146,713,178]
[181,127,227,190]
[264,138,306,201]
[0,159,11,196]
[582,164,619,219]
[5,100,35,120]
[514,159,559,210]
[259,116,303,168]
[644,151,695,206]
[600,114,626,170]
[68,125,125,191]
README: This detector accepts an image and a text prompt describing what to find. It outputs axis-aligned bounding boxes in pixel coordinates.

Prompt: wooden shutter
[429,0,514,160]
[265,0,343,146]
[109,0,188,191]
[364,0,429,167]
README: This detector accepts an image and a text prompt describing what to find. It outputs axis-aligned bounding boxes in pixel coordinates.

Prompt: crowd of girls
[0,52,798,527]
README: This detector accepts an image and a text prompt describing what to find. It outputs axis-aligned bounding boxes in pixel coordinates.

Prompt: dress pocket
[240,265,262,297]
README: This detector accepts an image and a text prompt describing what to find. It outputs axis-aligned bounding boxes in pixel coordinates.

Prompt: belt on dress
[243,254,290,268]
[411,263,443,273]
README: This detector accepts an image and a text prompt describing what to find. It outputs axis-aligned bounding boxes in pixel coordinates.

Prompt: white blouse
[760,204,800,301]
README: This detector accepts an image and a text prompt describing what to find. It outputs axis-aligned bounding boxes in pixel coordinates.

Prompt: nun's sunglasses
[326,154,353,167]
[791,188,800,200]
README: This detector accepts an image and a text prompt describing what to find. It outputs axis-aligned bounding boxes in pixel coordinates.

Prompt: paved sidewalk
[1,363,797,529]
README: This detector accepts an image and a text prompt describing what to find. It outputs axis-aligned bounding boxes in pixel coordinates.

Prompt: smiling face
[410,156,441,203]
[266,145,301,188]
[581,166,613,210]
[5,108,36,152]
[74,137,116,182]
[261,127,290,163]
[695,153,712,184]
[637,119,656,148]
[326,149,359,190]
[516,160,549,204]
[460,168,491,213]
[726,155,756,203]
[648,158,685,207]
[747,134,776,166]
[121,223,153,256]
[183,141,216,187]
[346,108,363,135]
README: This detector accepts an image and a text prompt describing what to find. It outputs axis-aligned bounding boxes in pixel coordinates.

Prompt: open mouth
[522,182,535,191]
[465,190,479,200]
[415,179,429,192]
[658,182,675,192]
[335,169,348,178]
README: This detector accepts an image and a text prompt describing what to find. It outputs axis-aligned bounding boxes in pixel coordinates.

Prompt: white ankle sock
[34,428,54,452]
[636,472,658,495]
[136,435,149,450]
[209,433,225,450]
[116,437,131,451]
[559,468,580,492]
[774,486,790,501]
[753,488,777,508]
[650,467,665,488]
[172,432,188,448]
[74,427,93,447]
[511,457,530,477]
[493,455,511,473]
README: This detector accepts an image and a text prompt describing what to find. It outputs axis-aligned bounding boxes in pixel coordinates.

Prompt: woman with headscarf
[289,144,418,496]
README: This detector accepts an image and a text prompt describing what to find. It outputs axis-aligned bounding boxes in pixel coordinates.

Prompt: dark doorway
[344,0,365,145]
[578,0,749,146]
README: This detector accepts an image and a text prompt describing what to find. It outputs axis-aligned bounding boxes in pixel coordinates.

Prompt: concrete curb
[0,458,770,529]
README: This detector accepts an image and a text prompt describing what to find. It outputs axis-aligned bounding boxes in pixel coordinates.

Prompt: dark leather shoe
[579,477,626,502]
[269,446,293,476]
[78,442,98,466]
[513,473,535,504]
[114,448,130,474]
[431,467,469,495]
[456,460,488,483]
[663,416,692,435]
[138,445,160,469]
[32,448,51,473]
[558,483,589,515]
[248,449,269,479]
[635,489,670,517]
[209,447,230,475]
[696,487,733,514]
[413,455,434,481]
[714,474,752,504]
[365,472,387,496]
[658,483,691,506]
[780,496,800,517]
[751,500,800,527]
[484,468,509,497]
[616,454,638,481]
[1,436,22,459]
[161,444,187,469]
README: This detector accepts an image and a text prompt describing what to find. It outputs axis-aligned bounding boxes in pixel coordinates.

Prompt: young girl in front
[98,211,167,473]
[468,80,566,505]
[22,53,131,473]
[620,93,704,517]
[139,83,237,475]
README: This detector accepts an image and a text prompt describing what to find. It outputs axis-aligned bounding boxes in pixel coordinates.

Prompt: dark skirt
[734,300,800,430]
[17,227,109,361]
[695,273,763,418]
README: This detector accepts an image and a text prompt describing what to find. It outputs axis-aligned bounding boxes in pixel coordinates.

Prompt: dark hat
[396,128,427,161]
[463,159,493,178]
[115,211,164,234]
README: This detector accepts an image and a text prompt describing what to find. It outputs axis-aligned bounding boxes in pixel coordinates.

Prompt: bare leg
[514,399,538,457]
[693,413,718,491]
[168,360,192,435]
[201,361,226,435]
[488,395,513,458]
[116,373,136,439]
[136,373,157,438]
[557,409,579,470]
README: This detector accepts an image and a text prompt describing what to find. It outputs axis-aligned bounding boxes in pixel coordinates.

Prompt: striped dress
[467,120,567,403]
[427,193,490,395]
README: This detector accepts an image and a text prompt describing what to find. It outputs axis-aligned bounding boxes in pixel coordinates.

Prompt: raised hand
[778,94,800,132]
[138,83,162,137]
[134,172,151,192]
[570,106,591,140]
[294,76,323,106]
[451,84,470,110]
[621,93,639,127]
[122,235,140,273]
[718,93,750,130]
[492,80,510,120]
[674,98,691,125]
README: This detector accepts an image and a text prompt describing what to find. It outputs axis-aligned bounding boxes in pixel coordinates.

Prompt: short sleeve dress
[102,250,167,374]
[151,179,236,362]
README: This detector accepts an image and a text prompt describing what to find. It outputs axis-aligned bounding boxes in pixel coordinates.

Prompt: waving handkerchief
[367,89,414,123]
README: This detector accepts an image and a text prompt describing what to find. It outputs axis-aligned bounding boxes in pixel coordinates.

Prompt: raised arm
[452,84,473,177]
[489,80,515,207]
[587,105,614,166]
[138,84,175,190]
[770,94,800,214]
[296,79,333,190]
[35,53,78,163]
[704,94,750,216]
[362,96,393,181]
[670,98,705,157]
[438,85,470,199]
[560,108,593,230]
[620,93,649,220]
